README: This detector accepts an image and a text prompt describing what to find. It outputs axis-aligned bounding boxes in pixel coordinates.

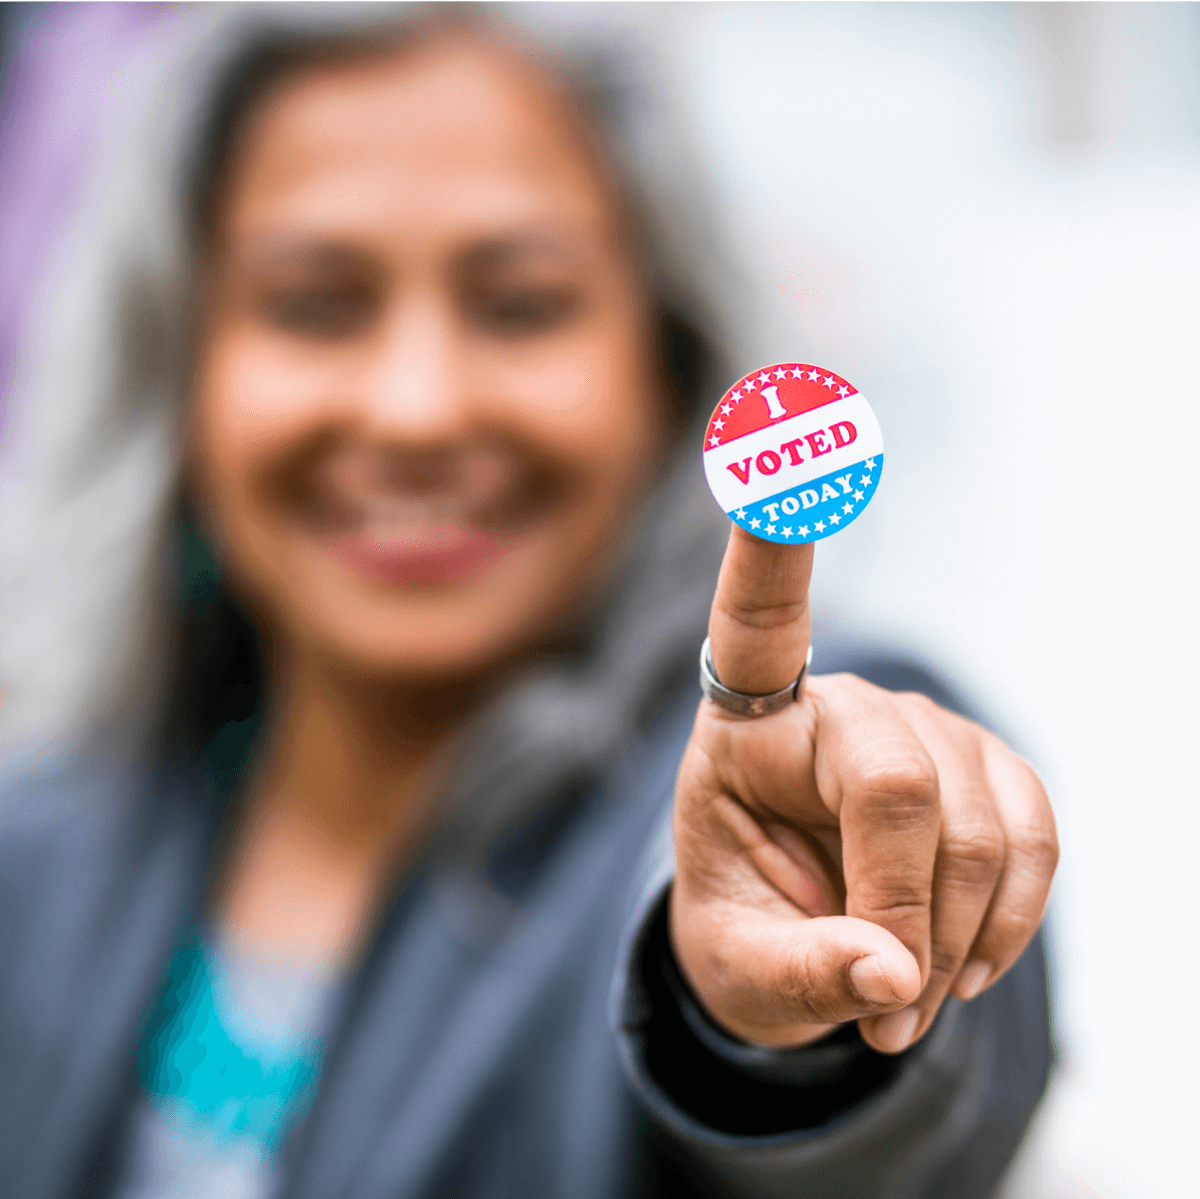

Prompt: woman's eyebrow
[223,230,593,277]
[230,240,380,276]
[456,230,591,275]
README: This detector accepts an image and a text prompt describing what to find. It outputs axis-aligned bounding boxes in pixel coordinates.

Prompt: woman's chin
[287,530,556,682]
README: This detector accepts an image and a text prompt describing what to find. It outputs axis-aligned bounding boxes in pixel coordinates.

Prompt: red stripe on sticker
[703,364,857,452]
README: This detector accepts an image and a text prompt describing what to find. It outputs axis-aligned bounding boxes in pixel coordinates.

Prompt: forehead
[219,34,619,249]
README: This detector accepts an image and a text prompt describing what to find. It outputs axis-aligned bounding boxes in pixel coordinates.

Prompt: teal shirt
[116,931,342,1197]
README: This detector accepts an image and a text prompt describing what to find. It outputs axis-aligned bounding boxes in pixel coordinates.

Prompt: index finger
[708,524,814,694]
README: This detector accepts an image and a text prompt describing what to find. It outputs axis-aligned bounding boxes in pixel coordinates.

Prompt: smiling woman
[190,29,664,683]
[0,6,1054,1199]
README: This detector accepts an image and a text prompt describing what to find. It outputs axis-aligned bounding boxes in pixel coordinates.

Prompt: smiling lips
[326,516,508,585]
[282,439,575,586]
[305,452,525,586]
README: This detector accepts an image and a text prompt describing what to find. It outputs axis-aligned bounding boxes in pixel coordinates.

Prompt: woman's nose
[351,290,473,446]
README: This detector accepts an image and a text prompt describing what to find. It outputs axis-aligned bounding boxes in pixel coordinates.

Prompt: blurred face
[190,34,664,683]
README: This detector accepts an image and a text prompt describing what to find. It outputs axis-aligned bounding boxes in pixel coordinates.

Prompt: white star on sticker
[798,525,809,536]
[735,508,747,520]
[842,502,854,514]
[853,489,864,501]
[713,419,725,429]
[865,459,875,469]
[774,367,788,379]
[708,435,720,447]
[720,403,733,415]
[782,527,792,537]
[814,520,826,532]
[758,372,772,385]
[807,369,820,381]
[822,375,835,388]
[837,385,849,397]
[749,517,761,529]
[828,512,841,525]
[729,390,741,402]
[791,367,805,378]
[765,523,776,535]
[860,475,872,486]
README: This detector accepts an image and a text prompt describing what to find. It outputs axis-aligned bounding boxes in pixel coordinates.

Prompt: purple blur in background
[0,2,172,438]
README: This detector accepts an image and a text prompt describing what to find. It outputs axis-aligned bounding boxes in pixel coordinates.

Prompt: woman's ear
[655,306,712,432]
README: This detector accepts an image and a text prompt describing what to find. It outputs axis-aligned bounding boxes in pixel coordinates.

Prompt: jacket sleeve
[612,861,1053,1198]
[611,651,1054,1198]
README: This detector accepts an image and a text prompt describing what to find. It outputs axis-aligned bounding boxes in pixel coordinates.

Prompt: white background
[660,4,1199,1195]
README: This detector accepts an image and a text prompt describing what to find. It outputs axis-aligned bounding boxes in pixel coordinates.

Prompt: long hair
[0,2,745,770]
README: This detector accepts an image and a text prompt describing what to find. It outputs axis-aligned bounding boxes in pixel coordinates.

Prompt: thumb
[676,911,922,1048]
[708,524,814,694]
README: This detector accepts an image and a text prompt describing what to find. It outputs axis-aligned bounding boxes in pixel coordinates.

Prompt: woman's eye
[468,288,580,336]
[262,288,375,337]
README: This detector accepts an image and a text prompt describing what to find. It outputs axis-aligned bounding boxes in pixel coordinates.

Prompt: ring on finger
[699,636,813,717]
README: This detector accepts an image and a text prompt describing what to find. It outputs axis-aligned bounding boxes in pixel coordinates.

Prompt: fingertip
[854,951,929,1052]
[856,957,924,1053]
[862,1008,920,1054]
[951,959,992,1001]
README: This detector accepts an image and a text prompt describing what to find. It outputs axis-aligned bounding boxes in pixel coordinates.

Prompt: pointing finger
[708,524,813,695]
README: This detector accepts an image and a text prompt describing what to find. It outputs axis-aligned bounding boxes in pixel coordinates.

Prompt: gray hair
[0,2,746,767]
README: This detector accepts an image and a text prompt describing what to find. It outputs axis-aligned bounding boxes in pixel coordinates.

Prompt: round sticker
[702,363,884,544]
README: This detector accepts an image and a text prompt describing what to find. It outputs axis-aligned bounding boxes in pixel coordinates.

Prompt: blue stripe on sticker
[727,454,882,543]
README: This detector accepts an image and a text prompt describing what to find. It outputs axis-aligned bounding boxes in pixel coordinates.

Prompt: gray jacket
[0,636,1051,1199]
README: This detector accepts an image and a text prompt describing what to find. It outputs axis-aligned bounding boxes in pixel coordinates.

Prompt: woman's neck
[214,650,474,966]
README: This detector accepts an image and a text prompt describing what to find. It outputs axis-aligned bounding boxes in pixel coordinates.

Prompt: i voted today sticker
[702,363,884,544]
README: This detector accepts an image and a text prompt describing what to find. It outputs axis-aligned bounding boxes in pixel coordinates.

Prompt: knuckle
[780,940,840,1023]
[1011,822,1060,875]
[929,946,964,982]
[854,754,939,806]
[940,821,1006,883]
[1012,752,1050,798]
[898,690,967,734]
[845,753,939,831]
[829,671,881,698]
[899,690,941,716]
[852,890,930,922]
[722,599,809,634]
[985,904,1043,950]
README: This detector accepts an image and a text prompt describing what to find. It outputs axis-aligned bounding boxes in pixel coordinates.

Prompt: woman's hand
[669,526,1058,1054]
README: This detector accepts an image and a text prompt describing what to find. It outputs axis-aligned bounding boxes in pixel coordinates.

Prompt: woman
[0,6,1057,1198]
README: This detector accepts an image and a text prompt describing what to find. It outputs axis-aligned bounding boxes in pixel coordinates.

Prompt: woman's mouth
[323,508,512,586]
[286,439,575,585]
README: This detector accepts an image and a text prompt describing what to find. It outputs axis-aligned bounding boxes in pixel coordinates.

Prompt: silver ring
[699,637,813,717]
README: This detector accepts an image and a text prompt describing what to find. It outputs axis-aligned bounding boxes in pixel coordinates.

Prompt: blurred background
[2,4,1197,1196]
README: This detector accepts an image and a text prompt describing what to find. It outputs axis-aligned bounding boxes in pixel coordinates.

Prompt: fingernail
[871,1008,919,1053]
[849,955,900,1005]
[955,960,992,1000]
